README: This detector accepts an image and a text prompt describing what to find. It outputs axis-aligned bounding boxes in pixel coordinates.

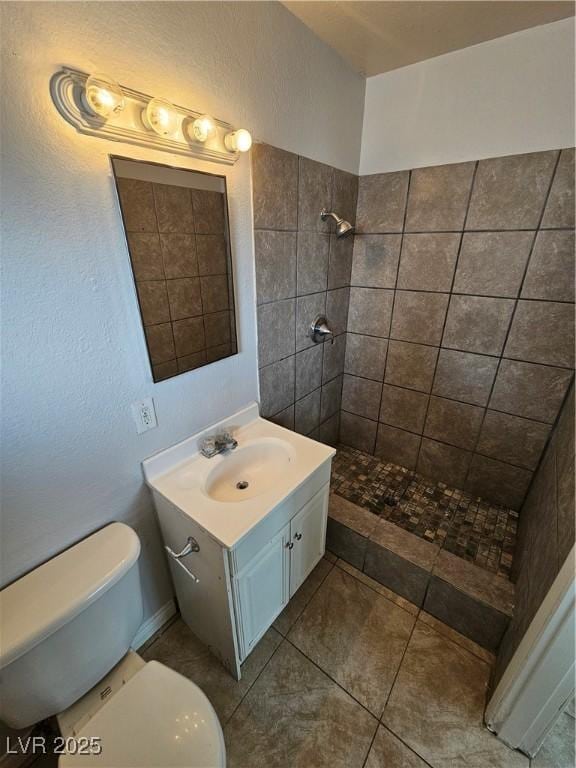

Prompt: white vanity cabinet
[143,405,335,681]
[231,485,328,659]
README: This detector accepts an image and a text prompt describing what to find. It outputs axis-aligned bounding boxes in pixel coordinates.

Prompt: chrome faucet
[200,431,238,458]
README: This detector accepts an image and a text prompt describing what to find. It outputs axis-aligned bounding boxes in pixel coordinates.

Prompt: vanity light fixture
[224,129,252,153]
[191,114,216,143]
[143,97,179,137]
[51,67,251,165]
[83,73,125,118]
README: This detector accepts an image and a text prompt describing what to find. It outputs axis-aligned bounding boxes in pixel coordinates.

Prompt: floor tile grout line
[359,720,381,768]
[222,633,287,730]
[379,599,422,719]
[275,558,336,638]
[379,723,436,768]
[332,558,419,621]
[283,635,380,723]
[224,559,337,726]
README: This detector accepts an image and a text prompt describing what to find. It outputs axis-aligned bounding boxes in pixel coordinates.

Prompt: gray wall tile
[357,172,409,233]
[340,411,378,453]
[521,230,575,302]
[379,385,429,434]
[465,454,532,509]
[252,143,298,230]
[321,375,343,421]
[406,161,475,232]
[269,405,295,430]
[257,299,295,367]
[504,300,574,368]
[496,387,575,682]
[255,230,296,303]
[556,385,575,564]
[364,541,430,606]
[326,287,350,336]
[328,235,354,289]
[342,374,382,420]
[454,231,533,297]
[417,438,472,489]
[348,287,394,337]
[260,356,295,418]
[296,292,326,351]
[326,517,367,570]
[351,235,401,288]
[432,349,498,406]
[126,233,164,280]
[319,412,340,447]
[391,291,449,345]
[424,577,509,652]
[332,169,359,225]
[489,358,573,423]
[385,341,438,393]
[443,295,514,355]
[296,232,329,295]
[298,156,333,232]
[345,333,388,381]
[476,410,551,470]
[541,148,575,228]
[397,233,460,292]
[467,151,558,230]
[322,333,346,383]
[375,424,421,470]
[295,345,323,399]
[295,388,321,435]
[423,396,484,451]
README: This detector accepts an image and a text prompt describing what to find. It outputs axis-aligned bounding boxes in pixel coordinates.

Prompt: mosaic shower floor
[331,445,517,579]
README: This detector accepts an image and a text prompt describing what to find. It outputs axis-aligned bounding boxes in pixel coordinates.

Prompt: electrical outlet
[131,397,158,434]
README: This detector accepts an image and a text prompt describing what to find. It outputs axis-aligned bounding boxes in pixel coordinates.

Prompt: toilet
[0,523,226,767]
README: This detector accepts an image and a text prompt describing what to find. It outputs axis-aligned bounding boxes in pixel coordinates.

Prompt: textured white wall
[361,19,575,174]
[0,1,364,620]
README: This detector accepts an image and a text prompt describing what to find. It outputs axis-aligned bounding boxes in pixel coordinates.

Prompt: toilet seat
[59,661,225,767]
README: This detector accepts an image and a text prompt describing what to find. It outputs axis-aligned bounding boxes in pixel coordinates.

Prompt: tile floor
[142,555,528,768]
[331,444,518,578]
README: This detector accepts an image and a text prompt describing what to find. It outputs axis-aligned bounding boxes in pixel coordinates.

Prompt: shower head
[320,208,355,238]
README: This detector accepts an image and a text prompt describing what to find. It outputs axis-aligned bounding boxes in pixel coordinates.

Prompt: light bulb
[84,73,125,118]
[224,129,252,153]
[191,114,216,143]
[143,97,179,137]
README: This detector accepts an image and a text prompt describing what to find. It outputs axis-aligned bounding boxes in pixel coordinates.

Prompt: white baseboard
[131,598,177,650]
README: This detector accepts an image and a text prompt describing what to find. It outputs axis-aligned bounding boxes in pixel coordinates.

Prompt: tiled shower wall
[252,143,358,443]
[495,382,575,683]
[342,148,575,509]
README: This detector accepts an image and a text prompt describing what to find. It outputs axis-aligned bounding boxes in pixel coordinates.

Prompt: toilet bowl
[59,661,224,767]
[0,523,225,767]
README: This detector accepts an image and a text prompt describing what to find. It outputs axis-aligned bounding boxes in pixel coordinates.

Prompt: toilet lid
[59,661,225,768]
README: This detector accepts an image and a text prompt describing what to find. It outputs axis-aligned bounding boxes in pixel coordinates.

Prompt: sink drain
[236,480,249,490]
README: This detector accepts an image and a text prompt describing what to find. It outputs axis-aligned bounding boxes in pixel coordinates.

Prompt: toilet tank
[0,523,143,729]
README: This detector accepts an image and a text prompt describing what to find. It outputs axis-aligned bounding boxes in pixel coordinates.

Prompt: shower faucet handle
[309,315,334,344]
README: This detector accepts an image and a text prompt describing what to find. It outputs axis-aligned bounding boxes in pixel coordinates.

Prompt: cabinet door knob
[286,541,294,549]
[294,532,303,541]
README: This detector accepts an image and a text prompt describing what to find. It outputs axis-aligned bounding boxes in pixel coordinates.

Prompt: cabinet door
[289,485,328,597]
[233,523,290,660]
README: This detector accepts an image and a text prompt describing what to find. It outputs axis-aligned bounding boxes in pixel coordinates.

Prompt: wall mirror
[112,157,237,382]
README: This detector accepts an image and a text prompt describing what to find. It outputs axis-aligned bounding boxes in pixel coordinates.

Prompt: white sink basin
[203,438,296,502]
[142,404,335,549]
